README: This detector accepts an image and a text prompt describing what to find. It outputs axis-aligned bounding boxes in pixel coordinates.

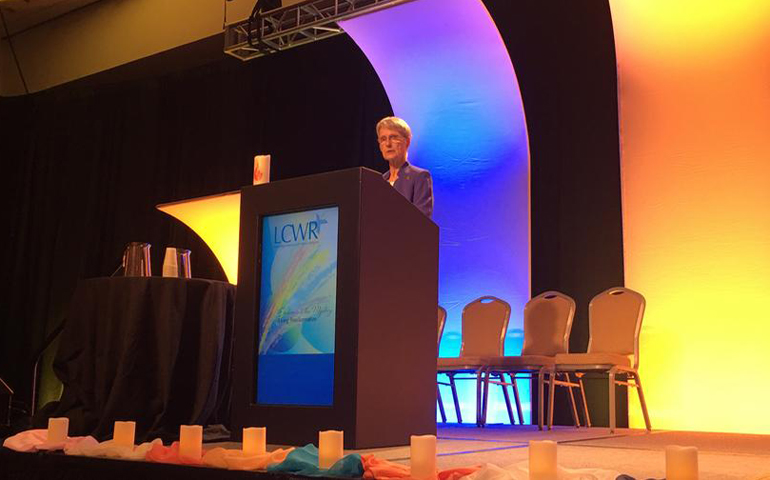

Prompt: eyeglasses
[378,134,405,144]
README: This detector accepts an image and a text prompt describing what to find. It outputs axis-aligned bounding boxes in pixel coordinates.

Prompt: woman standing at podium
[377,116,434,218]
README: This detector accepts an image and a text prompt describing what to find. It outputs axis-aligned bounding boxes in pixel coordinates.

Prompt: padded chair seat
[486,355,556,368]
[554,352,631,368]
[437,356,492,370]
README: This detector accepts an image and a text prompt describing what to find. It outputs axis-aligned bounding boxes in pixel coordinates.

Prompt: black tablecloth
[48,277,236,442]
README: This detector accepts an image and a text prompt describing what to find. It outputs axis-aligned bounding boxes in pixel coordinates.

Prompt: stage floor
[423,425,770,478]
[248,425,770,480]
[3,425,770,479]
[248,424,767,479]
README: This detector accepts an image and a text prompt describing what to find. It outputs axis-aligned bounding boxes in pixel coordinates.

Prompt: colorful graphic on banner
[256,206,339,406]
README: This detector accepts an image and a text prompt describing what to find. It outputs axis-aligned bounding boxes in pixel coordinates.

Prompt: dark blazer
[382,161,434,218]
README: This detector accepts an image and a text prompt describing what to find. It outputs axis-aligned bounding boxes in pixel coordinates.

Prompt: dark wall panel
[486,0,626,426]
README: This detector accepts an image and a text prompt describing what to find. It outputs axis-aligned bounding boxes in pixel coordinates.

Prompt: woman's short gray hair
[376,116,412,142]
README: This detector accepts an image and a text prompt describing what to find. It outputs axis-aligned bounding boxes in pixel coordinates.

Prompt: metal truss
[224,0,415,61]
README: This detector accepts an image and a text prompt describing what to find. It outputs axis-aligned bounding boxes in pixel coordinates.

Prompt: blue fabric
[382,161,434,218]
[267,444,364,477]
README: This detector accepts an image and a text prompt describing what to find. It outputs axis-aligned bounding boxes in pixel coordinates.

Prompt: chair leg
[497,372,515,425]
[577,373,592,427]
[608,369,617,434]
[537,368,545,430]
[633,371,652,431]
[437,385,447,423]
[481,369,492,426]
[548,369,556,430]
[564,373,581,428]
[477,369,484,426]
[509,373,524,425]
[476,369,488,427]
[448,373,462,424]
[475,369,481,426]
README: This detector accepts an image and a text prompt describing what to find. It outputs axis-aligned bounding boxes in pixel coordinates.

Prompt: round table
[50,277,236,442]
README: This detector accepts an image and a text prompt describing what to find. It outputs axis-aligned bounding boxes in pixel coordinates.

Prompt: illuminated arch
[341,0,530,422]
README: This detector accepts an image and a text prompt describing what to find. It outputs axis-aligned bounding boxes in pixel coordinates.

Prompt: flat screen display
[256,206,339,406]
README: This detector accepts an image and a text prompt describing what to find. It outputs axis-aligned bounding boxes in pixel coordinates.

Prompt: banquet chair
[436,305,448,423]
[437,296,511,425]
[483,291,577,429]
[548,287,652,433]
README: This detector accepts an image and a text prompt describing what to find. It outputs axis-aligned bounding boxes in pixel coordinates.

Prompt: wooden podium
[231,167,439,448]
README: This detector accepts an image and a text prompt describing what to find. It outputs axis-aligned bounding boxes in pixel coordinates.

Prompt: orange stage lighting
[157,191,241,284]
[610,0,770,434]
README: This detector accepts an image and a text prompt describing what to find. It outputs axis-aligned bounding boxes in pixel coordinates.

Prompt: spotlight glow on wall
[342,0,530,423]
[611,0,770,434]
[157,191,241,284]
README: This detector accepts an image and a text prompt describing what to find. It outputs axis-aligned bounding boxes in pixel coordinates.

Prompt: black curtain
[487,0,626,425]
[0,34,392,421]
[0,0,624,427]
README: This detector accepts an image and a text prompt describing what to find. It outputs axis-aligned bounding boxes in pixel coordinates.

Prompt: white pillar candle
[253,155,271,185]
[666,445,699,480]
[529,440,557,480]
[113,421,136,447]
[410,434,437,480]
[318,430,344,469]
[243,427,266,456]
[179,425,203,461]
[47,417,69,444]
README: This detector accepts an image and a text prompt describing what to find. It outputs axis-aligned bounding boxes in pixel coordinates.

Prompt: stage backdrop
[342,0,531,423]
[611,0,770,434]
[0,0,623,427]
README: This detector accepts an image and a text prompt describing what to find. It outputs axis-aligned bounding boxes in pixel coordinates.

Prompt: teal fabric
[267,444,364,477]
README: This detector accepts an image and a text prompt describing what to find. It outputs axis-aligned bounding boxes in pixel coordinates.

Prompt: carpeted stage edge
[3,426,770,479]
[0,447,318,480]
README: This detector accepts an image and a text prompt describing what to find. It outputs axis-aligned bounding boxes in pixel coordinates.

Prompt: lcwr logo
[273,213,328,245]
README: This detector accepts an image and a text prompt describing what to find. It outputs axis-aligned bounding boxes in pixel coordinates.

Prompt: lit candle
[666,445,698,480]
[179,425,203,461]
[243,427,266,456]
[113,421,136,448]
[318,430,344,469]
[410,435,437,479]
[47,417,69,444]
[529,440,557,480]
[253,155,271,185]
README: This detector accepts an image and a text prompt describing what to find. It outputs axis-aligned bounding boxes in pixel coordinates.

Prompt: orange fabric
[361,454,481,480]
[145,441,204,465]
[224,447,294,471]
[362,454,411,479]
[201,447,230,469]
[200,446,294,470]
[439,466,483,480]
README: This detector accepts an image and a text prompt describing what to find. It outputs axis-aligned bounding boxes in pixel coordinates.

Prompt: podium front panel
[255,206,340,407]
[232,167,438,448]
